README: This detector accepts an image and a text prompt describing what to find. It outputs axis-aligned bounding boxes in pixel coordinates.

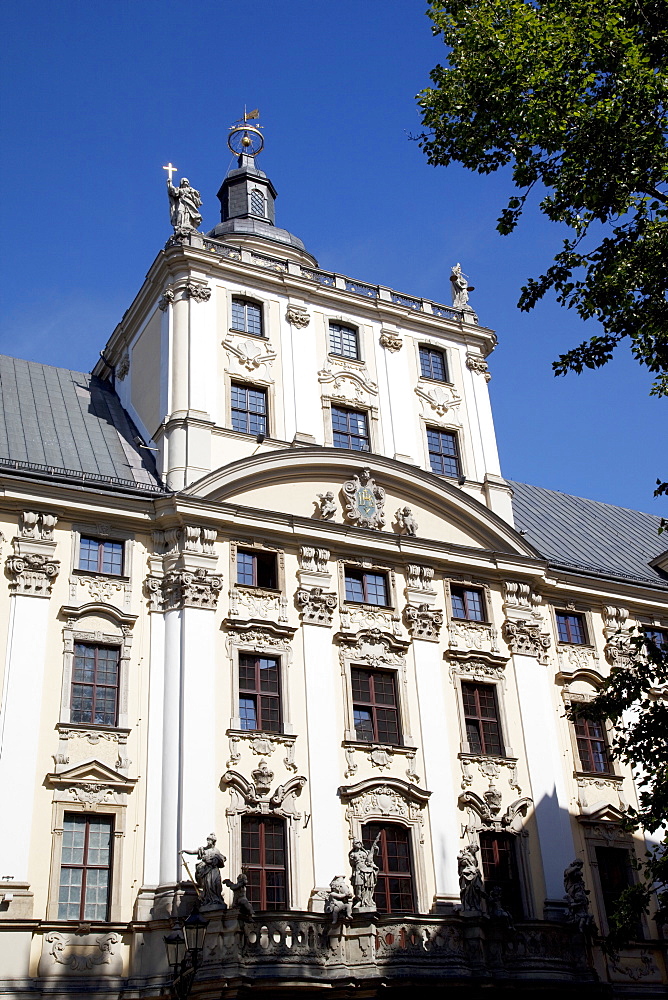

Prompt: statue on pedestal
[396,506,418,536]
[564,858,596,935]
[164,163,203,233]
[450,262,475,310]
[224,873,255,922]
[457,844,485,914]
[181,833,226,911]
[325,875,355,925]
[349,835,380,911]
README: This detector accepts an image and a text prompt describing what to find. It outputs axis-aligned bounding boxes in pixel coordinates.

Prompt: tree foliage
[418,0,668,393]
[568,634,668,948]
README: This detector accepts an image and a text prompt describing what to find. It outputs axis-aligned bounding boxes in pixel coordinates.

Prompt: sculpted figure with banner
[181,833,226,910]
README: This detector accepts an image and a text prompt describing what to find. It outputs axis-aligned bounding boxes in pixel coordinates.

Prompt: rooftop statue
[164,163,203,233]
[181,833,226,911]
[450,262,475,311]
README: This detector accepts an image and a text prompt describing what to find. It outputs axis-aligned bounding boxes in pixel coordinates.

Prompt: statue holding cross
[163,163,203,233]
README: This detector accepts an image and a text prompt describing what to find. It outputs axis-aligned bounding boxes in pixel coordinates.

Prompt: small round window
[250,189,265,217]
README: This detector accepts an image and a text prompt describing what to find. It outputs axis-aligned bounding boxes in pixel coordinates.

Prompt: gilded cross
[162,162,178,182]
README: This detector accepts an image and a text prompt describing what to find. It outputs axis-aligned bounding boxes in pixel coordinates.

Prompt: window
[231,298,263,336]
[344,569,389,607]
[595,847,638,934]
[78,537,124,576]
[231,383,267,436]
[462,683,504,756]
[427,428,461,477]
[242,816,287,911]
[362,823,415,914]
[329,322,359,360]
[574,716,611,773]
[419,346,448,382]
[58,814,113,920]
[239,654,281,733]
[250,189,265,217]
[71,644,120,726]
[236,549,277,589]
[451,585,485,622]
[556,611,588,644]
[331,406,370,451]
[480,832,523,918]
[351,667,401,745]
[645,627,668,650]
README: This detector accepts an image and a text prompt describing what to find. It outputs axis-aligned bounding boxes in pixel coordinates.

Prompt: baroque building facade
[0,129,666,997]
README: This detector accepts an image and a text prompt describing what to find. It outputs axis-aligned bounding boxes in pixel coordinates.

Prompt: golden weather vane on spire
[228,107,265,157]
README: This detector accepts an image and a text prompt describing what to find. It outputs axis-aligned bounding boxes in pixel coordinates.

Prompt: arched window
[250,189,265,217]
[242,815,287,911]
[362,822,415,914]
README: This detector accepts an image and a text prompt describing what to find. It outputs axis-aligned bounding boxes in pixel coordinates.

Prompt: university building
[0,121,666,997]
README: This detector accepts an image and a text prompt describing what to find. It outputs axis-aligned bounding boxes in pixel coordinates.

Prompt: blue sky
[1,0,664,514]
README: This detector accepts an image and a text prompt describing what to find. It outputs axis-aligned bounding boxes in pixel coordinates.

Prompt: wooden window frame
[241,815,288,912]
[236,547,278,590]
[70,643,121,728]
[450,584,487,623]
[77,537,125,577]
[344,567,390,608]
[361,821,416,915]
[479,830,523,918]
[230,381,268,437]
[461,681,505,757]
[238,652,282,734]
[331,405,371,452]
[574,715,613,775]
[71,525,133,583]
[426,426,461,477]
[351,666,402,746]
[57,813,114,922]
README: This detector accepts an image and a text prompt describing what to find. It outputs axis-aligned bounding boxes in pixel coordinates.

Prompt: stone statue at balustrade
[181,833,226,910]
[325,875,355,925]
[458,844,486,914]
[349,836,380,911]
[224,873,255,922]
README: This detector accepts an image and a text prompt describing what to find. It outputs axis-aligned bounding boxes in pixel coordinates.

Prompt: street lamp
[163,910,208,999]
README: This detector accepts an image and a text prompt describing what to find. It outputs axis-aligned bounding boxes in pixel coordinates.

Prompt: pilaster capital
[286,305,310,328]
[379,329,403,352]
[403,603,443,642]
[502,618,551,663]
[466,352,491,382]
[296,587,337,626]
[163,568,223,610]
[6,551,60,597]
[185,281,211,303]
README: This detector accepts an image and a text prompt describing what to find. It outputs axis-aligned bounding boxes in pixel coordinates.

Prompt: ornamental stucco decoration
[299,545,330,572]
[414,384,462,422]
[158,286,175,311]
[563,859,597,937]
[229,587,289,623]
[465,353,491,382]
[406,564,435,591]
[379,329,403,352]
[296,587,337,626]
[6,553,60,596]
[315,492,337,520]
[185,281,211,302]
[502,618,551,663]
[286,305,310,328]
[115,352,130,380]
[19,510,57,540]
[163,568,223,610]
[44,932,121,973]
[251,761,274,795]
[318,363,378,405]
[395,507,418,536]
[342,468,385,530]
[223,334,277,375]
[404,604,443,641]
[227,732,298,771]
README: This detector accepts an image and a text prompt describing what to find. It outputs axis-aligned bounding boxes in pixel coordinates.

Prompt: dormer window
[232,298,263,337]
[250,189,265,217]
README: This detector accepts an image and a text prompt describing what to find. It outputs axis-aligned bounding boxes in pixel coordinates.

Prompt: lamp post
[163,910,208,999]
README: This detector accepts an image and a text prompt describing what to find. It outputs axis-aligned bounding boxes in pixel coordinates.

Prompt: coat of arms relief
[342,468,385,530]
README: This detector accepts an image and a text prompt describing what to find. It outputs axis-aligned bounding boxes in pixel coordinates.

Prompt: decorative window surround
[338,778,431,914]
[45,760,135,923]
[459,753,522,796]
[55,724,132,776]
[59,603,137,731]
[224,623,296,735]
[318,362,378,404]
[336,628,413,747]
[229,540,286,623]
[575,773,627,815]
[221,770,307,910]
[69,574,132,610]
[579,817,645,939]
[343,741,420,784]
[450,663,514,758]
[70,523,133,585]
[338,558,397,615]
[223,333,276,377]
[226,730,298,772]
[458,789,532,835]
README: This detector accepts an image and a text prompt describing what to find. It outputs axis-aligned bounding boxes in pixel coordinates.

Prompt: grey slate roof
[0,355,162,493]
[509,480,668,589]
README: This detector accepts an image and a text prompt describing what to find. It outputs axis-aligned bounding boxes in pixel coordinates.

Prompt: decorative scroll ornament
[465,353,491,382]
[296,587,337,626]
[502,618,551,663]
[163,568,224,610]
[318,363,378,404]
[379,329,403,352]
[45,932,121,972]
[299,546,330,572]
[415,383,462,421]
[6,553,60,596]
[115,353,130,380]
[404,604,443,641]
[20,510,57,540]
[286,305,310,327]
[223,335,277,374]
[185,281,211,302]
[342,468,385,530]
[158,286,175,311]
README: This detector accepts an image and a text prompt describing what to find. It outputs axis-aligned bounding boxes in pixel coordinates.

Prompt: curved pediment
[183,449,539,557]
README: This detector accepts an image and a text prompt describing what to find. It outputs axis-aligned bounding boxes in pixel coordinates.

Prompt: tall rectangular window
[238,654,281,733]
[419,346,448,382]
[450,585,485,622]
[329,322,359,360]
[231,383,267,436]
[574,717,611,773]
[78,537,124,576]
[462,682,504,756]
[351,667,400,745]
[480,832,522,918]
[645,628,668,650]
[556,612,587,644]
[331,406,370,451]
[71,644,120,727]
[362,823,415,914]
[236,549,277,589]
[58,815,113,920]
[242,816,287,911]
[232,298,263,336]
[595,847,638,934]
[344,569,389,606]
[427,428,461,477]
